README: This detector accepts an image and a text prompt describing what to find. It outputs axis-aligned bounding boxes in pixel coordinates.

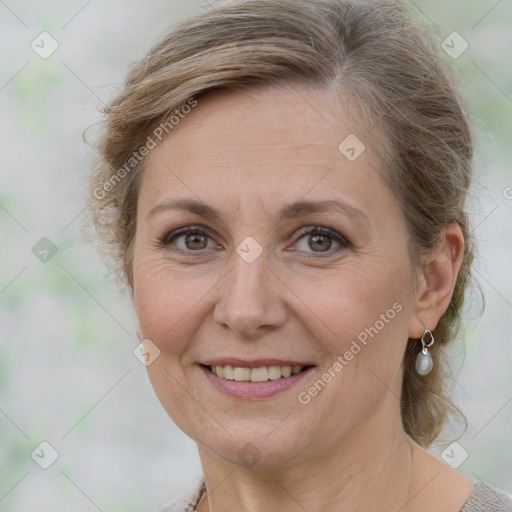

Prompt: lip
[199,364,315,400]
[201,358,314,368]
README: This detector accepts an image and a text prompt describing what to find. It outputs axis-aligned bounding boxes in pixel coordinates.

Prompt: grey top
[460,481,512,512]
[153,479,512,512]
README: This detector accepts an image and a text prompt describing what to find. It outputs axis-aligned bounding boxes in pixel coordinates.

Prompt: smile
[210,364,305,382]
[199,362,315,400]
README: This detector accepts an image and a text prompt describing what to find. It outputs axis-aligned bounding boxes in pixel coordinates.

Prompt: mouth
[198,361,315,400]
[203,364,313,382]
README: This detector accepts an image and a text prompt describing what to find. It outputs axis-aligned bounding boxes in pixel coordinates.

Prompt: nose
[213,249,287,340]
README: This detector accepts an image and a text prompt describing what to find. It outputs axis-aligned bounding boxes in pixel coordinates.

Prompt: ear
[408,223,465,339]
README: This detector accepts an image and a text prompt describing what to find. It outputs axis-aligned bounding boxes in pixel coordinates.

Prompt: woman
[86,0,512,510]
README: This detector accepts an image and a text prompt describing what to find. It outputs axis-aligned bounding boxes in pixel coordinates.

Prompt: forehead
[166,84,366,156]
[139,84,391,222]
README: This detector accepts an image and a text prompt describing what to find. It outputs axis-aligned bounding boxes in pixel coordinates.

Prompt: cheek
[302,259,409,333]
[294,258,412,385]
[293,265,411,421]
[133,253,219,355]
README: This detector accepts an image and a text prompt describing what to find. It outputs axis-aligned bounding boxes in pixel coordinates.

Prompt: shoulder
[460,481,512,512]
[150,479,205,512]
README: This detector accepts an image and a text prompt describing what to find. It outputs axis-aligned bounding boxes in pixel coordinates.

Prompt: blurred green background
[1,0,511,510]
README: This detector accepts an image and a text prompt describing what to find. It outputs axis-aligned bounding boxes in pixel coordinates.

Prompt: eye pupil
[186,233,208,250]
[309,235,331,252]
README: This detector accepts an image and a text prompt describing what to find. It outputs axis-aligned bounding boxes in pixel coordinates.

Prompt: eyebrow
[147,198,369,223]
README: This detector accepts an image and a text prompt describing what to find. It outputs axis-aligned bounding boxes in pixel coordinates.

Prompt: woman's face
[132,85,423,467]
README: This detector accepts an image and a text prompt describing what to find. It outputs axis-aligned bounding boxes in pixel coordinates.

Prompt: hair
[86,0,474,447]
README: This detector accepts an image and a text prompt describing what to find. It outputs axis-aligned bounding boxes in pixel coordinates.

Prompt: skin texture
[131,84,472,511]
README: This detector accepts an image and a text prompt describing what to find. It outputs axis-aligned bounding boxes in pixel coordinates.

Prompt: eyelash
[159,225,351,257]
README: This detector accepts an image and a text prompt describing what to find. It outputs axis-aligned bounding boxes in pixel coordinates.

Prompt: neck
[196,407,417,512]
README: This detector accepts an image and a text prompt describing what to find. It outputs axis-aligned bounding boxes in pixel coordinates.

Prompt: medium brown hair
[86,0,474,446]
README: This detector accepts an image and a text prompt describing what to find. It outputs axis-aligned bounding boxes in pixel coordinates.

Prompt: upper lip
[200,358,315,368]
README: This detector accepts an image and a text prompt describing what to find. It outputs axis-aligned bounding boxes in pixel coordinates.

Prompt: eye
[160,226,218,254]
[292,226,351,255]
[159,225,351,256]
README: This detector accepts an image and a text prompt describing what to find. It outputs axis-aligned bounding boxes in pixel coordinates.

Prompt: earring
[415,329,434,376]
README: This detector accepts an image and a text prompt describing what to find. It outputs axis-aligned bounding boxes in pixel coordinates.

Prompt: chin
[193,415,322,469]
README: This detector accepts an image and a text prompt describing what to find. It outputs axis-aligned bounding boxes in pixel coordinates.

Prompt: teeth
[234,367,250,381]
[250,367,268,382]
[268,366,282,380]
[223,365,234,380]
[211,365,305,382]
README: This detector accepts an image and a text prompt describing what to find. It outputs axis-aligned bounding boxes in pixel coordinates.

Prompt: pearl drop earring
[415,329,434,376]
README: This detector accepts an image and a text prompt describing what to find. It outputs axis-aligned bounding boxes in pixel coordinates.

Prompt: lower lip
[199,365,314,400]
